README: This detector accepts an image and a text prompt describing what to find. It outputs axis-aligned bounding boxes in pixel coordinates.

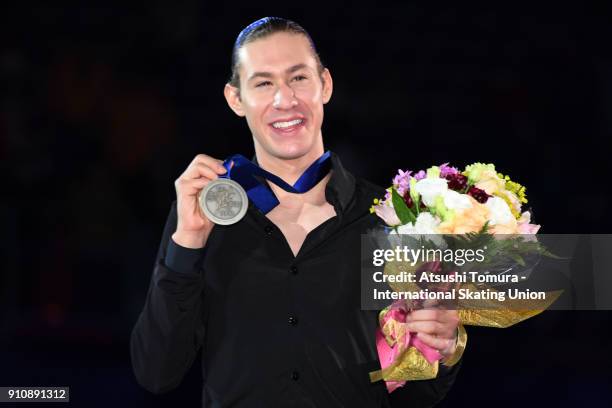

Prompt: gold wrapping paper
[369,260,563,383]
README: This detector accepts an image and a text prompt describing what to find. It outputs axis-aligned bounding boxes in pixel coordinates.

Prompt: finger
[406,309,441,322]
[431,309,460,327]
[439,309,460,326]
[187,155,227,177]
[415,332,454,354]
[405,320,442,335]
[183,162,222,180]
[175,177,211,196]
[201,156,227,173]
[408,309,459,326]
[194,162,223,179]
[193,153,224,168]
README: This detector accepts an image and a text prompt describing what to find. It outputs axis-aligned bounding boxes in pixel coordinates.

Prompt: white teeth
[272,119,302,129]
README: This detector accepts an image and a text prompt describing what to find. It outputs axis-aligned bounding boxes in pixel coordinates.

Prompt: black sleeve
[387,359,463,407]
[130,201,207,394]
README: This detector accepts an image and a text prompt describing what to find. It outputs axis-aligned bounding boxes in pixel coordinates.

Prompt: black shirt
[130,152,461,407]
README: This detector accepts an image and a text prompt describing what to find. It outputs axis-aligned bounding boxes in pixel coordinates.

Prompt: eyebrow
[247,63,308,82]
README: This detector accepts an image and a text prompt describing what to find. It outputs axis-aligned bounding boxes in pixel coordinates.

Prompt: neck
[254,146,325,186]
[253,140,329,205]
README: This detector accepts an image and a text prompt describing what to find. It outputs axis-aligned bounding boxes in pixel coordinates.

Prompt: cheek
[298,85,321,103]
[243,98,268,122]
[295,87,323,115]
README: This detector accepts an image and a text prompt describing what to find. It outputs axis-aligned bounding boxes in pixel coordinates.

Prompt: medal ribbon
[220,151,332,214]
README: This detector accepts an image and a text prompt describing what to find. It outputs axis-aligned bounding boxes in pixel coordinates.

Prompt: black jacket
[130,152,461,407]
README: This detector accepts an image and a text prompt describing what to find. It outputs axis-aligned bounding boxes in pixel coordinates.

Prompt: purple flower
[439,163,459,178]
[393,169,412,196]
[413,170,427,181]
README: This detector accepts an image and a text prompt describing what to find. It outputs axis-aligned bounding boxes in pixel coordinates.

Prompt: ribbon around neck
[220,151,332,214]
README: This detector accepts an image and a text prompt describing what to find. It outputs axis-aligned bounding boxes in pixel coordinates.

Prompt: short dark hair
[228,17,325,89]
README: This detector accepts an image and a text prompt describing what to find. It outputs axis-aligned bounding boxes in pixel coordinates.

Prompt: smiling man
[131,17,464,407]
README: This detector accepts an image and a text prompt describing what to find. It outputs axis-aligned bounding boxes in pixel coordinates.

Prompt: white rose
[393,212,439,235]
[414,178,448,207]
[414,212,440,234]
[485,196,514,225]
[393,219,417,235]
[392,212,445,247]
[442,190,472,210]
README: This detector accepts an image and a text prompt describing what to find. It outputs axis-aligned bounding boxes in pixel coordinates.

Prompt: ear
[224,83,246,117]
[321,68,333,104]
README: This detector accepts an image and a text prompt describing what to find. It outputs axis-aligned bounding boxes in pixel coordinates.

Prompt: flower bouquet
[368,163,562,392]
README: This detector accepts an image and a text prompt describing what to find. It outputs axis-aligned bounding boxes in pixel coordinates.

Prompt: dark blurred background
[2,2,611,407]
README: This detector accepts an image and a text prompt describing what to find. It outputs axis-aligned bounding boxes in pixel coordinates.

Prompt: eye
[255,81,272,88]
[292,75,307,82]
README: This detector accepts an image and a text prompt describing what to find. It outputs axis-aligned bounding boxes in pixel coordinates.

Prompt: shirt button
[288,316,298,326]
[264,225,273,235]
[291,371,300,381]
[290,265,298,275]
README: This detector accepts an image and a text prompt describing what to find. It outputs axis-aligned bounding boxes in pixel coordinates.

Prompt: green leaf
[409,178,420,216]
[507,253,526,267]
[392,188,416,224]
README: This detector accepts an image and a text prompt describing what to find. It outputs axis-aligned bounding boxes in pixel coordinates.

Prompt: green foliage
[445,223,562,273]
[391,188,416,224]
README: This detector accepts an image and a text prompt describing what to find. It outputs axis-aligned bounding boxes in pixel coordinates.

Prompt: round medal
[198,178,248,225]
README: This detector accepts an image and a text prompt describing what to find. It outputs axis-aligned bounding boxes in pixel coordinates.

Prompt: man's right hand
[172,154,227,249]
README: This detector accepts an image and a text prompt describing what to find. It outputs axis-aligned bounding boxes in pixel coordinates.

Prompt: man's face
[224,32,333,161]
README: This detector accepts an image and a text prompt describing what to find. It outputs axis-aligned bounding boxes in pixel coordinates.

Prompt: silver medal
[198,178,248,225]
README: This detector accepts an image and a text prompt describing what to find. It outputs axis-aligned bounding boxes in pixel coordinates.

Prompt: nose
[272,84,298,109]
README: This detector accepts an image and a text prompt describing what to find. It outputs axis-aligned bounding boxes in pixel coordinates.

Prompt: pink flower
[374,203,401,226]
[517,211,541,234]
[439,163,460,177]
[393,169,412,196]
[413,170,427,180]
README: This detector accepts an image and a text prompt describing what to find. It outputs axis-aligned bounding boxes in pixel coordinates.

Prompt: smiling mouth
[271,119,303,129]
[270,118,305,133]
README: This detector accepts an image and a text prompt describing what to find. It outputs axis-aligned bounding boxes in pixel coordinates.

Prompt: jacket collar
[325,151,355,214]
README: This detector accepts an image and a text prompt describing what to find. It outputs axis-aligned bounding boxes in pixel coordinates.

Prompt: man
[131,17,464,407]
